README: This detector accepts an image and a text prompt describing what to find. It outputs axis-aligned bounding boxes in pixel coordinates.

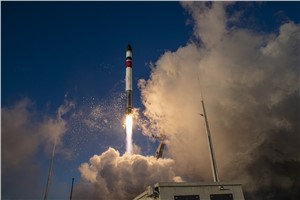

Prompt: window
[174,195,200,200]
[210,194,233,200]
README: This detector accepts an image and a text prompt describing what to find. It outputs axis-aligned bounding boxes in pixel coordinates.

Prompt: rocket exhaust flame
[125,114,133,154]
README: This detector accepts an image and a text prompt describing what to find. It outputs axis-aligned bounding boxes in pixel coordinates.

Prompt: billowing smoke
[74,2,299,199]
[1,98,74,198]
[73,147,181,200]
[137,2,299,200]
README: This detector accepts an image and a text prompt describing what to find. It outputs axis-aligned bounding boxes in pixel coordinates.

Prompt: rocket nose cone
[127,44,132,51]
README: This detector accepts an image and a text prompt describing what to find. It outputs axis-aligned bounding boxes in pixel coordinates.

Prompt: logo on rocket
[125,44,133,115]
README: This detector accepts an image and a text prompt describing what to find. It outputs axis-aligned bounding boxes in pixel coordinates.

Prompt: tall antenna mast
[201,98,220,182]
[44,139,57,200]
[69,178,75,200]
[197,72,220,182]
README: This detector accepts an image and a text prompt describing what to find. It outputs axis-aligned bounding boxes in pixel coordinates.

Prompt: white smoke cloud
[74,147,181,200]
[182,1,231,48]
[137,1,299,199]
[40,99,75,155]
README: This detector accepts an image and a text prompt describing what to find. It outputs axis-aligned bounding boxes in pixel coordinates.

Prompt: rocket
[125,44,133,115]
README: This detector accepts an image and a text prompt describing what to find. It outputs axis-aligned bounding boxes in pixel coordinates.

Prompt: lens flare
[125,114,133,154]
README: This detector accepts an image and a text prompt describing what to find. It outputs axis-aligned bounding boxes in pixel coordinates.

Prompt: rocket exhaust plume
[126,115,133,154]
[125,44,133,154]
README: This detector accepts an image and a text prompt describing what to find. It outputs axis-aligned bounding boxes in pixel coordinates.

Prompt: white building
[133,182,245,200]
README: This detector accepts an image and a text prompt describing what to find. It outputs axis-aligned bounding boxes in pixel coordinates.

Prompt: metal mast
[44,139,57,200]
[201,98,220,182]
[69,178,75,200]
[155,141,165,159]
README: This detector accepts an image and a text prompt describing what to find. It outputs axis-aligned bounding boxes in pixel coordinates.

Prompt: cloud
[182,1,232,48]
[39,99,75,155]
[137,2,299,199]
[73,147,181,200]
[1,98,74,198]
[2,98,39,171]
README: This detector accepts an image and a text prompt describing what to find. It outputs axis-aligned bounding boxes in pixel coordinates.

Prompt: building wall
[133,182,245,200]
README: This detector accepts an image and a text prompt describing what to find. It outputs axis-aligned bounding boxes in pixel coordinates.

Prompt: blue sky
[2,2,193,199]
[2,2,190,107]
[2,1,300,200]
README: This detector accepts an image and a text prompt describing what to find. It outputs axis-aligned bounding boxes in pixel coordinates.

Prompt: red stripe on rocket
[126,60,132,68]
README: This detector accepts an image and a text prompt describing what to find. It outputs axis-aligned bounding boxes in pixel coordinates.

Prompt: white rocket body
[126,45,132,114]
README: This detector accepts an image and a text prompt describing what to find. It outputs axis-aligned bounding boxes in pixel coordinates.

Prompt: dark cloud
[243,91,300,200]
